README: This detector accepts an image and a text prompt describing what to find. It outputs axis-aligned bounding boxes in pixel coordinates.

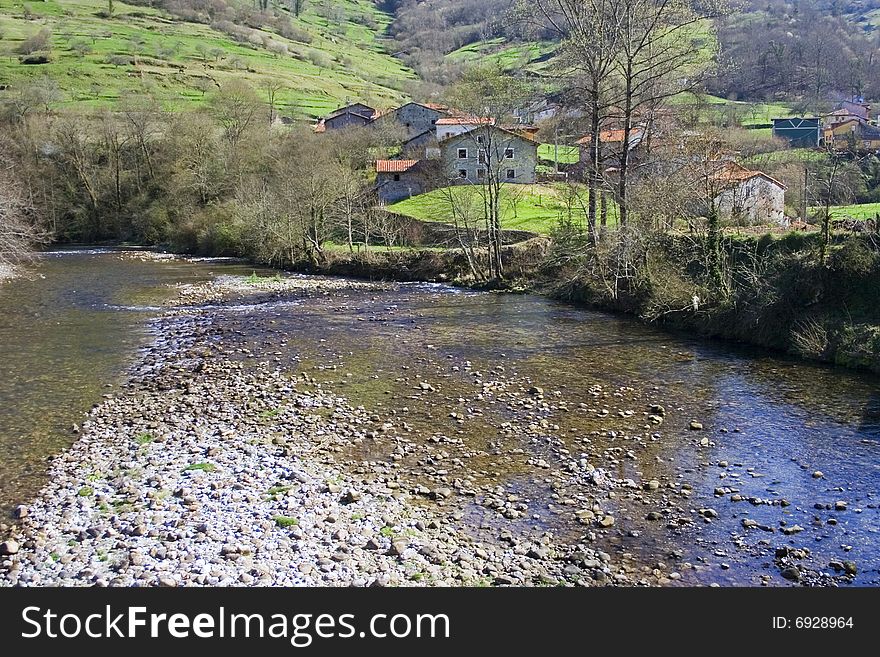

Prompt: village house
[314,103,376,133]
[771,117,822,147]
[371,102,450,140]
[440,124,538,185]
[374,159,427,204]
[712,162,787,225]
[823,118,880,151]
[576,127,645,162]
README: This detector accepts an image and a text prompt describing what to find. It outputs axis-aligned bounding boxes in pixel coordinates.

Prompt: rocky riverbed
[0,268,873,587]
[0,262,16,284]
[0,276,625,587]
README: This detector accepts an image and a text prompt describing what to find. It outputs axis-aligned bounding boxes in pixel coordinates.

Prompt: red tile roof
[711,162,786,189]
[375,159,420,173]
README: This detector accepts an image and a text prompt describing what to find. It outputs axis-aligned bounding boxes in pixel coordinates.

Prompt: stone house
[399,129,440,160]
[372,102,450,140]
[712,163,786,225]
[315,103,376,132]
[439,125,538,185]
[375,159,426,204]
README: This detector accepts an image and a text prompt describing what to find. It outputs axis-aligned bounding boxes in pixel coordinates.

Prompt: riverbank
[0,275,623,587]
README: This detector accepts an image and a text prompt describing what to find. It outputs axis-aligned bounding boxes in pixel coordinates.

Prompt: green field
[388,184,616,234]
[446,38,557,73]
[0,0,415,115]
[538,143,580,165]
[669,92,793,127]
[819,202,880,220]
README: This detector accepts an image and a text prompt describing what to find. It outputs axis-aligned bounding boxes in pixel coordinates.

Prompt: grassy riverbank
[541,230,880,375]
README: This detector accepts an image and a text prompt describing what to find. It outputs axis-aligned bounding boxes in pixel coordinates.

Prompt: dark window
[477,169,486,179]
[478,150,486,164]
[393,174,400,181]
[477,135,485,144]
[458,148,468,159]
[458,169,468,178]
[504,148,515,159]
[506,169,515,180]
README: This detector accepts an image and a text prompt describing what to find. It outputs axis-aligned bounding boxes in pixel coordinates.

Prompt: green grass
[135,432,153,445]
[183,462,216,472]
[446,38,557,73]
[0,0,414,116]
[744,148,826,166]
[388,183,618,235]
[246,271,283,284]
[274,515,299,528]
[538,143,580,164]
[77,486,94,496]
[816,202,880,220]
[669,92,794,127]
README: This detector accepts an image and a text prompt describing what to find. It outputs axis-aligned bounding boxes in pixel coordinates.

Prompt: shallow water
[0,249,271,516]
[1,250,878,585]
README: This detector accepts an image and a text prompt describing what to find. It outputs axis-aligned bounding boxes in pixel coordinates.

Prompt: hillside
[0,0,415,116]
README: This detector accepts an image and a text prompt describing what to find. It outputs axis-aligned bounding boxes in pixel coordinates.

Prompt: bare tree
[533,0,621,239]
[610,0,727,227]
[809,150,865,262]
[0,139,44,269]
[450,64,536,279]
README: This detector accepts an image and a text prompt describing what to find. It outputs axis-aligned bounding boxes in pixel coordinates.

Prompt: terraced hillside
[0,0,415,116]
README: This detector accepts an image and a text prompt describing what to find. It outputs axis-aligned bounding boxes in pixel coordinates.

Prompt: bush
[307,49,330,69]
[829,238,878,278]
[17,28,52,55]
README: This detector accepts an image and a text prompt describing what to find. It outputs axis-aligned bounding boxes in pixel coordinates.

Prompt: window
[504,148,515,159]
[478,150,486,164]
[506,169,515,180]
[458,148,468,159]
[477,135,485,145]
[393,174,401,181]
[458,169,468,179]
[477,169,486,180]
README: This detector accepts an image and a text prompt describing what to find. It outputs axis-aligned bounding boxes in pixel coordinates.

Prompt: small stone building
[316,103,376,132]
[375,159,426,204]
[713,164,787,225]
[373,102,449,140]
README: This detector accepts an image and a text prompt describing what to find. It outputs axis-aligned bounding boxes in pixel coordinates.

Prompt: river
[1,248,878,586]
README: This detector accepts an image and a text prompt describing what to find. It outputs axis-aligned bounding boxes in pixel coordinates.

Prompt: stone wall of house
[325,112,372,130]
[440,127,537,185]
[377,171,426,204]
[717,177,786,225]
[387,103,446,140]
[401,130,439,159]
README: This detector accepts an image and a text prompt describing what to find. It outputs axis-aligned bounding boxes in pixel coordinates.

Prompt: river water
[1,249,878,585]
